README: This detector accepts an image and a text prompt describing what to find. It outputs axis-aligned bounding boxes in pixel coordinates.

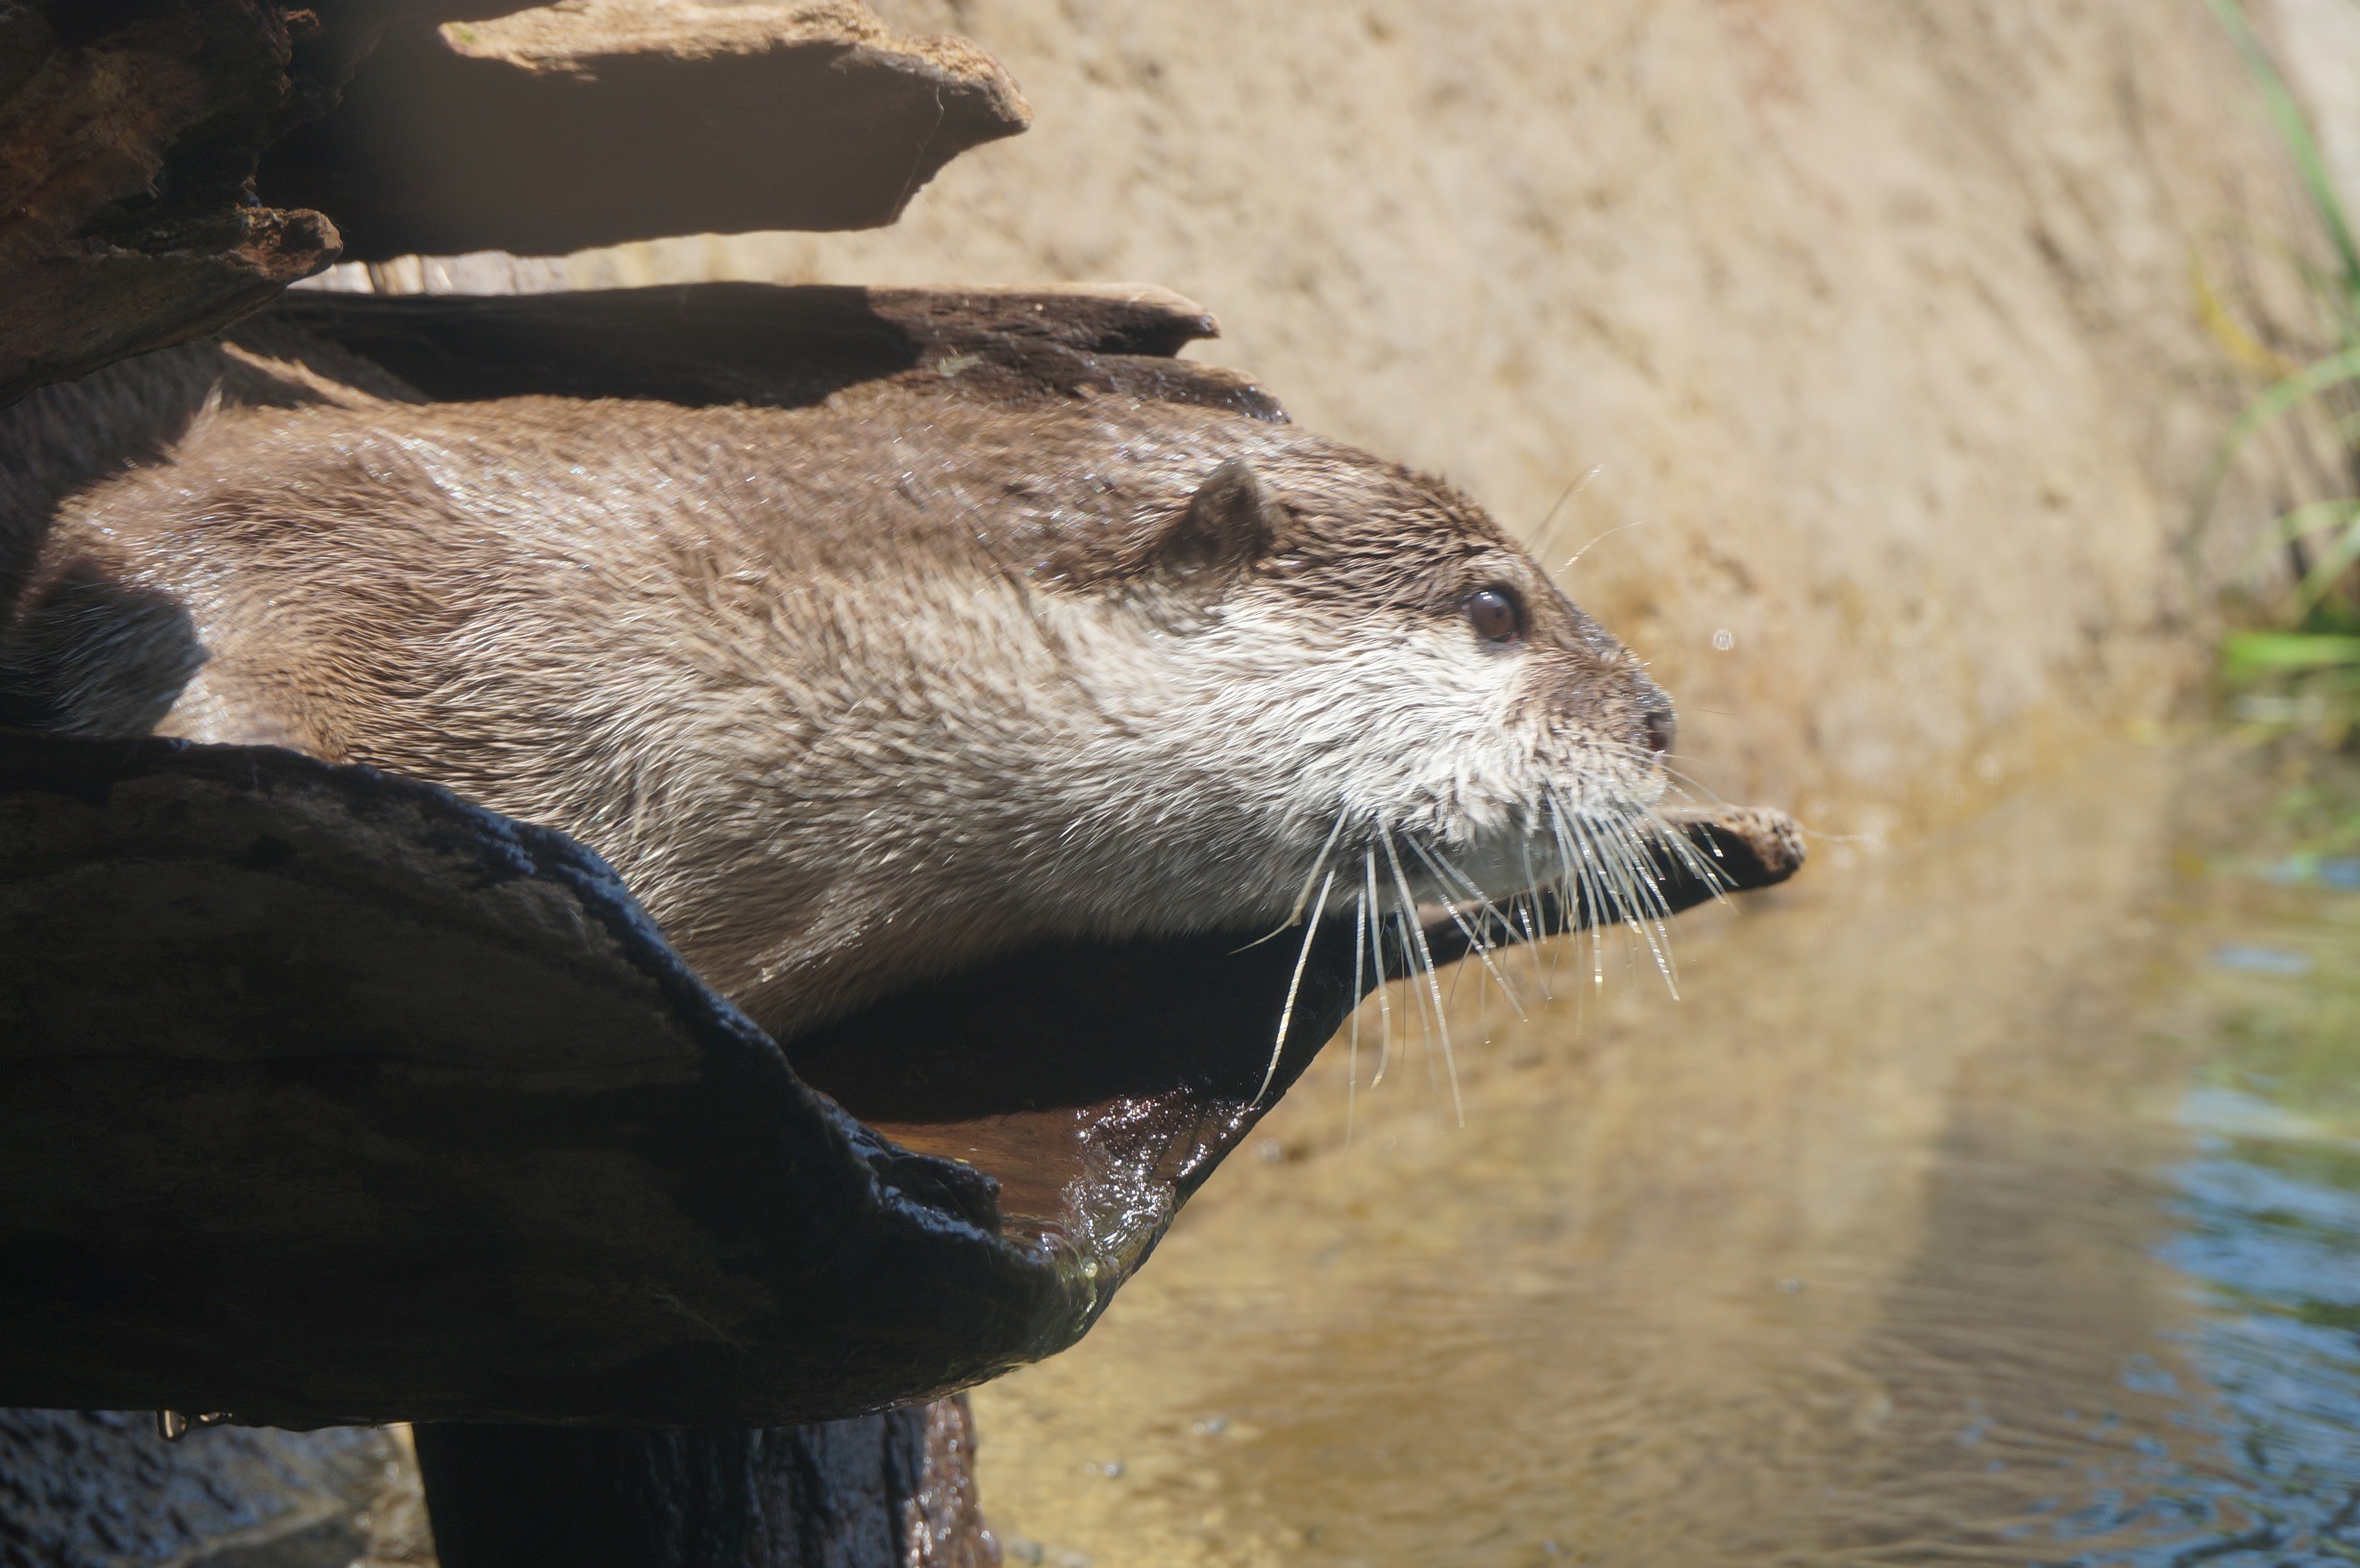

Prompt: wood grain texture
[266,280,1287,419]
[0,728,1795,1426]
[416,1396,997,1568]
[0,0,343,404]
[255,0,1032,259]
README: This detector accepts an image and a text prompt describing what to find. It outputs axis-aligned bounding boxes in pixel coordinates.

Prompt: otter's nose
[1643,709,1676,756]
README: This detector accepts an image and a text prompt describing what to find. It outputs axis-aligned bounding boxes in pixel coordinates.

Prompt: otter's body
[4,350,1673,1041]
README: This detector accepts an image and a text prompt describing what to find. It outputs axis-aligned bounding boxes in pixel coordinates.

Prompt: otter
[0,325,1681,1044]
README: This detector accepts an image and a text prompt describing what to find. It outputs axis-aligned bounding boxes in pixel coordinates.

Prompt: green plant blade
[2196,347,2360,532]
[2224,632,2360,674]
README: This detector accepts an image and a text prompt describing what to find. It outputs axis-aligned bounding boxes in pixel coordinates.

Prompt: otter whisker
[1543,795,1604,988]
[1566,797,1642,991]
[1610,809,1684,929]
[1418,841,1508,930]
[1551,788,1626,917]
[1451,856,1532,961]
[1563,798,1639,915]
[1558,516,1651,577]
[1254,862,1338,1107]
[1582,740,1744,839]
[1409,905,1444,1105]
[1528,464,1603,562]
[1512,893,1548,1000]
[1233,807,1351,952]
[1347,877,1365,1141]
[1514,838,1554,1000]
[1638,801,1733,899]
[1380,874,1438,1099]
[1382,827,1463,1127]
[1540,796,1580,984]
[1364,849,1392,1090]
[1404,837,1529,1021]
[1586,741,1730,808]
[1411,839,1490,915]
[1579,806,1679,995]
[1485,895,1526,958]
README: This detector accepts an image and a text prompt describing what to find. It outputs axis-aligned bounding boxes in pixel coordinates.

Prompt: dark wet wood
[256,1,1032,259]
[0,3,1034,405]
[0,730,1051,1427]
[415,1396,997,1568]
[0,728,1798,1427]
[267,282,1291,422]
[0,0,346,404]
[788,804,1805,1247]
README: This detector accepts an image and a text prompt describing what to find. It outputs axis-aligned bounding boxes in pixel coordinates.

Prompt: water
[970,745,2360,1566]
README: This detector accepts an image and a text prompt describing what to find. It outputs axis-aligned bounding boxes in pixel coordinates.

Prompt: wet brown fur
[1,338,1671,1041]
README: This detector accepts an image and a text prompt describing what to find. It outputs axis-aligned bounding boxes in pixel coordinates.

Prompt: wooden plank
[0,729,1794,1425]
[256,1,1033,259]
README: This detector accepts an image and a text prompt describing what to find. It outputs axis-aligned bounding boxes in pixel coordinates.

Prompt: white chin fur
[1048,593,1665,935]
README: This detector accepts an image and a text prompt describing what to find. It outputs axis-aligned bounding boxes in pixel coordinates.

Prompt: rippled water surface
[970,746,2360,1565]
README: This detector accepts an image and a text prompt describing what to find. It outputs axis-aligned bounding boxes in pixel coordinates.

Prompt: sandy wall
[505,0,2307,841]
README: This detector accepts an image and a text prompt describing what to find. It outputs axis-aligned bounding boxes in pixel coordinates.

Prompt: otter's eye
[1465,587,1522,644]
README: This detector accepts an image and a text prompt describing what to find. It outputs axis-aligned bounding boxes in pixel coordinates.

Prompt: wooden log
[414,1397,997,1568]
[264,280,1286,420]
[0,2,1032,404]
[0,0,345,404]
[0,727,1798,1426]
[0,730,1053,1427]
[255,0,1033,260]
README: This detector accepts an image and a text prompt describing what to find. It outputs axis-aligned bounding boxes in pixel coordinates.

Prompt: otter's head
[996,433,1678,945]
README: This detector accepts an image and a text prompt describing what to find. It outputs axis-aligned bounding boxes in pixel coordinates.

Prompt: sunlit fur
[4,378,1680,1042]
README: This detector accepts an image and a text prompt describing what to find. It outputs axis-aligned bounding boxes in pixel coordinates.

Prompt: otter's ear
[1151,457,1281,586]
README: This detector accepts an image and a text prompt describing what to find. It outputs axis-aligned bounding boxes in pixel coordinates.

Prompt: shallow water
[970,744,2360,1566]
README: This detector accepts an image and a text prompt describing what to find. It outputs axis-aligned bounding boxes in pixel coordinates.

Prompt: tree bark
[414,1397,998,1568]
